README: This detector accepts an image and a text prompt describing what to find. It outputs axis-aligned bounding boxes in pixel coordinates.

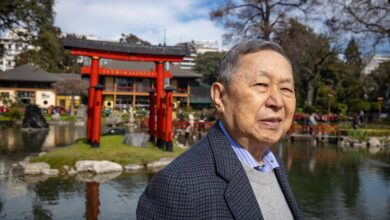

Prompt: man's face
[220,50,296,149]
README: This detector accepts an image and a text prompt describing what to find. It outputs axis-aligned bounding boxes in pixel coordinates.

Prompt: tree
[275,19,338,106]
[326,0,389,48]
[364,61,390,111]
[194,52,224,85]
[51,79,88,115]
[0,0,55,56]
[15,28,80,73]
[210,0,316,42]
[119,33,151,45]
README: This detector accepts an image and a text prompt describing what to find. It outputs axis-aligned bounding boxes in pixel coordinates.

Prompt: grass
[31,135,187,170]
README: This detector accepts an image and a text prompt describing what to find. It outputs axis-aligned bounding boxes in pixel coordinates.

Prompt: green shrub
[3,107,23,120]
[347,130,369,141]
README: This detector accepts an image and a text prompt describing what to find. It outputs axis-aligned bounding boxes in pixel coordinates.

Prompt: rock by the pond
[22,104,48,129]
[147,158,174,169]
[76,171,121,183]
[75,160,123,174]
[24,162,50,175]
[43,169,59,176]
[123,133,150,147]
[68,168,77,176]
[368,137,382,148]
[124,164,144,171]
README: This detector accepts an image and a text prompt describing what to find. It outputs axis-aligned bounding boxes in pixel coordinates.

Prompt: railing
[289,123,341,137]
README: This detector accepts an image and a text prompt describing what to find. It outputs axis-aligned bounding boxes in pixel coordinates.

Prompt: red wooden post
[87,56,100,142]
[165,87,174,152]
[91,84,104,147]
[148,89,156,143]
[85,182,100,220]
[155,61,165,148]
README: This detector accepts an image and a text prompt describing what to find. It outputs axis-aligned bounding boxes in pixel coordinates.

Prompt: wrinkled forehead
[231,51,294,83]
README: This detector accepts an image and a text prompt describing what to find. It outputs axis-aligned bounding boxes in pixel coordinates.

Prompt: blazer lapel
[274,165,302,220]
[207,124,263,220]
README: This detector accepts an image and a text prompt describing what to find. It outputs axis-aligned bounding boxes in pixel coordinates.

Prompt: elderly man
[137,40,301,220]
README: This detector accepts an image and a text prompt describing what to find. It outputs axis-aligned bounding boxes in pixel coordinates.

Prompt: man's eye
[255,83,268,87]
[281,88,294,93]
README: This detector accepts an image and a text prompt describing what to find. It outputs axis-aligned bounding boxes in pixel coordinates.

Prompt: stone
[63,165,70,171]
[147,158,174,169]
[368,137,382,148]
[369,146,382,154]
[43,169,59,176]
[24,162,50,175]
[75,160,123,174]
[68,168,77,176]
[22,104,49,129]
[105,114,124,127]
[123,133,150,147]
[39,152,46,157]
[76,172,121,183]
[124,164,144,171]
[75,104,87,126]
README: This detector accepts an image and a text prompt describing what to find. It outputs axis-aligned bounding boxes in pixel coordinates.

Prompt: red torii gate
[64,38,187,150]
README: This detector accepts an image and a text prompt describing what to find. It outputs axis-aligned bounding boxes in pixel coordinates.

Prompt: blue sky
[54,0,224,47]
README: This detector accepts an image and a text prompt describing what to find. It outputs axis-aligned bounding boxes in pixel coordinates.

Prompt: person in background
[137,40,302,219]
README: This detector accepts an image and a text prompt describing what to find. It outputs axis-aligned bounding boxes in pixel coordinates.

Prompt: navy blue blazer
[137,124,302,219]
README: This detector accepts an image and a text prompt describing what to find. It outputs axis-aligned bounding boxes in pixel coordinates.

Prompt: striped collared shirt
[218,120,279,173]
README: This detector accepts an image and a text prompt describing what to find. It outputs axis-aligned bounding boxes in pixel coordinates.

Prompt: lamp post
[377,97,383,121]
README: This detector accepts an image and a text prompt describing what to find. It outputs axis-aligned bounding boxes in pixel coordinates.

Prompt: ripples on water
[0,125,389,219]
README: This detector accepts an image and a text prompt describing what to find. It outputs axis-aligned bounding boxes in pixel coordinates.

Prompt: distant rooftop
[0,64,81,82]
[64,38,189,57]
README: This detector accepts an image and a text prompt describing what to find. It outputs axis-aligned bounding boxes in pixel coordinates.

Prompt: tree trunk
[305,80,313,106]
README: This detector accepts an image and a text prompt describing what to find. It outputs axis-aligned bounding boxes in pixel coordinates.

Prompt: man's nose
[265,86,283,109]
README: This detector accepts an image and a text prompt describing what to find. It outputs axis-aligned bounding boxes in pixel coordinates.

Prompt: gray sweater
[242,162,294,220]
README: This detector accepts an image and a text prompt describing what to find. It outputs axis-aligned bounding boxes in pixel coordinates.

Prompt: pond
[0,124,389,219]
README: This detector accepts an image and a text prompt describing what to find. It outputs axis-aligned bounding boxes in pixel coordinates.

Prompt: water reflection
[275,141,390,220]
[86,182,100,220]
[0,124,85,153]
[0,124,389,219]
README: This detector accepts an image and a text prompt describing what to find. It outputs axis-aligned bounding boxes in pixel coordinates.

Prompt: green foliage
[31,135,186,169]
[194,52,224,85]
[349,99,371,113]
[337,103,348,115]
[119,33,151,45]
[276,19,339,107]
[3,107,23,120]
[364,61,390,110]
[347,130,369,142]
[0,1,55,52]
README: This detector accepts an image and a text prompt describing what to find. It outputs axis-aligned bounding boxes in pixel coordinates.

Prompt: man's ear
[210,82,225,113]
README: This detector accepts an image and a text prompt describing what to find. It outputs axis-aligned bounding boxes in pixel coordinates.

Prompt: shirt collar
[218,120,279,173]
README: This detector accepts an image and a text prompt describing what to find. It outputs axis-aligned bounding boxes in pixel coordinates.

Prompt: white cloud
[54,0,224,47]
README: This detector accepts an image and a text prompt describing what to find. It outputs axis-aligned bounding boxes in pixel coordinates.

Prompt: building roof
[103,60,202,78]
[0,64,61,82]
[0,64,82,82]
[64,38,189,57]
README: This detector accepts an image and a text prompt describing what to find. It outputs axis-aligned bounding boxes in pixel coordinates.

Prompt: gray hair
[217,40,290,85]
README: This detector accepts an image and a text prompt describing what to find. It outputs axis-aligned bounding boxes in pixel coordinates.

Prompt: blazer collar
[207,123,263,219]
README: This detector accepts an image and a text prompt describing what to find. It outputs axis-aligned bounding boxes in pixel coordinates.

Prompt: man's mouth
[260,117,282,129]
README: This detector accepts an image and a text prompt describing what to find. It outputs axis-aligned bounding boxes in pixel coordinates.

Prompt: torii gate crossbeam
[64,38,187,150]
